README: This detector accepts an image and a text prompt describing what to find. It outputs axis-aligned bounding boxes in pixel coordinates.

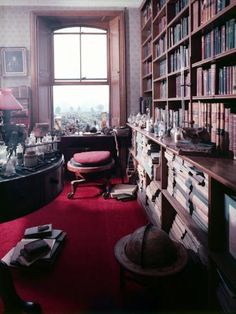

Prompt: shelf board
[143,88,152,94]
[153,52,167,63]
[192,48,236,68]
[209,251,236,288]
[153,74,167,82]
[142,53,152,63]
[141,15,152,32]
[153,28,166,44]
[192,94,236,101]
[152,4,166,24]
[191,2,236,36]
[162,189,208,248]
[167,67,189,77]
[142,72,152,79]
[167,97,190,101]
[142,33,152,47]
[167,35,190,53]
[153,98,167,102]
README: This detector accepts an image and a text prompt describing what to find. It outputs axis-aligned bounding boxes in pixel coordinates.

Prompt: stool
[67,150,115,199]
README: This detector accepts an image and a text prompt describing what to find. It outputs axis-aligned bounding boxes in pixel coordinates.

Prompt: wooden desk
[59,134,130,178]
[0,155,64,222]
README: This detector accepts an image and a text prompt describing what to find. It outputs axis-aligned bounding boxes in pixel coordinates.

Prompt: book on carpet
[2,229,67,267]
[24,224,52,238]
[110,184,137,198]
[10,238,55,267]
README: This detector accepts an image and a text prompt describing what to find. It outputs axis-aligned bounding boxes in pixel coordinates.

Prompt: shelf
[192,48,236,68]
[209,251,236,288]
[167,67,189,77]
[152,3,166,24]
[153,74,167,82]
[167,97,190,101]
[142,33,152,47]
[167,4,189,28]
[153,98,167,102]
[192,94,236,101]
[153,28,166,44]
[142,53,152,62]
[153,52,167,62]
[143,88,153,94]
[191,2,236,36]
[162,189,208,248]
[142,72,152,79]
[167,35,189,53]
[141,15,152,32]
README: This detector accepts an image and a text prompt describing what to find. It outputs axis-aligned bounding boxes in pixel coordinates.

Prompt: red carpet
[0,181,148,313]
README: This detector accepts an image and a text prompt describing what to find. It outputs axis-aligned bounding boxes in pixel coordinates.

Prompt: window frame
[53,26,109,84]
[30,10,126,129]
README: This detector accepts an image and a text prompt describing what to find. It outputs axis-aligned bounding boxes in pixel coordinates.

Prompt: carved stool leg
[0,261,41,313]
[67,179,86,199]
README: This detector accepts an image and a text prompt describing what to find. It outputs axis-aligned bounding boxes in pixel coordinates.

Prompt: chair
[67,131,122,199]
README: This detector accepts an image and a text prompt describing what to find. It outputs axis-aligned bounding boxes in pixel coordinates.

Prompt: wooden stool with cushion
[67,150,115,199]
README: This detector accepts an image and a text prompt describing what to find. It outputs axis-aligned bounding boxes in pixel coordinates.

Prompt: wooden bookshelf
[136,0,236,311]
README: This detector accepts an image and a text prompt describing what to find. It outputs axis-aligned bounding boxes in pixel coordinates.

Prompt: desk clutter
[2,224,66,267]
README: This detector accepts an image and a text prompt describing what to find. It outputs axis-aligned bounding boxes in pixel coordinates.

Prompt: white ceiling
[0,0,142,7]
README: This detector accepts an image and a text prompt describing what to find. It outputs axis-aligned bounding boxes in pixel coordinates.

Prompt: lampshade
[0,88,23,111]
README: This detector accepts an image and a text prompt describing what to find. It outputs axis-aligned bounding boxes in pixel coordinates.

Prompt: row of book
[159,59,167,77]
[156,0,166,12]
[175,72,190,97]
[143,61,152,76]
[198,0,230,27]
[155,15,167,37]
[165,150,209,231]
[169,44,189,73]
[136,132,160,179]
[169,213,207,264]
[145,78,152,91]
[158,79,167,98]
[143,40,152,59]
[196,64,236,96]
[142,0,152,26]
[154,34,166,58]
[175,0,188,15]
[192,102,236,154]
[201,18,236,59]
[168,16,189,48]
[2,224,66,267]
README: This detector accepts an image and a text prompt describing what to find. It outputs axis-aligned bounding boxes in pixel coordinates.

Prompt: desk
[59,134,130,178]
[0,155,64,222]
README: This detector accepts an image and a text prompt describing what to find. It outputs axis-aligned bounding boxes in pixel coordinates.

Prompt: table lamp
[0,88,23,144]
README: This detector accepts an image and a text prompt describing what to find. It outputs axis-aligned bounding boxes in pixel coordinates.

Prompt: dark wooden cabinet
[0,156,64,222]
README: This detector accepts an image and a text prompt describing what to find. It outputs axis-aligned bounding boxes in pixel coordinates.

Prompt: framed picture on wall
[1,47,27,76]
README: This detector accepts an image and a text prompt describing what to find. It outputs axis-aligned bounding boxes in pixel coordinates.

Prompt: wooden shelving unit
[136,0,236,311]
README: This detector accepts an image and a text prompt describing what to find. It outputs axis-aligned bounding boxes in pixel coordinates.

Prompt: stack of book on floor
[2,224,66,267]
[110,184,137,201]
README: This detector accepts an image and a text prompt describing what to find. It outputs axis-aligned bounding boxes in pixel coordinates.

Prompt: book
[10,238,56,267]
[110,184,137,198]
[224,194,236,260]
[24,224,52,238]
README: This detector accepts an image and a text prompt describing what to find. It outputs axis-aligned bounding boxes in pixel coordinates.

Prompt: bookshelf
[135,0,236,311]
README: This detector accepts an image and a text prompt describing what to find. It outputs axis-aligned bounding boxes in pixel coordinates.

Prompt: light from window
[53,26,109,132]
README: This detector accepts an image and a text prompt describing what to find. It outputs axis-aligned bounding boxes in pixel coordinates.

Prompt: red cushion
[73,151,111,165]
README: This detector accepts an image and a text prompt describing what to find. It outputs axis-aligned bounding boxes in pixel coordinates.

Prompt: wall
[0,5,141,118]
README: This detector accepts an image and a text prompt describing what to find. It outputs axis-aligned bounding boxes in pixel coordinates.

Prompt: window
[31,11,126,129]
[53,26,109,132]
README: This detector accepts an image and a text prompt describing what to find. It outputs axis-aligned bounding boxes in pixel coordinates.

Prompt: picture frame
[1,47,27,76]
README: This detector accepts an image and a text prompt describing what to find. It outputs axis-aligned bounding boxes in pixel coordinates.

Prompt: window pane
[53,85,109,131]
[54,34,80,79]
[54,27,81,33]
[81,34,107,79]
[81,27,107,33]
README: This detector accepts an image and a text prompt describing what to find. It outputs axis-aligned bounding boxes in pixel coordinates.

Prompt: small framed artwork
[1,47,27,76]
